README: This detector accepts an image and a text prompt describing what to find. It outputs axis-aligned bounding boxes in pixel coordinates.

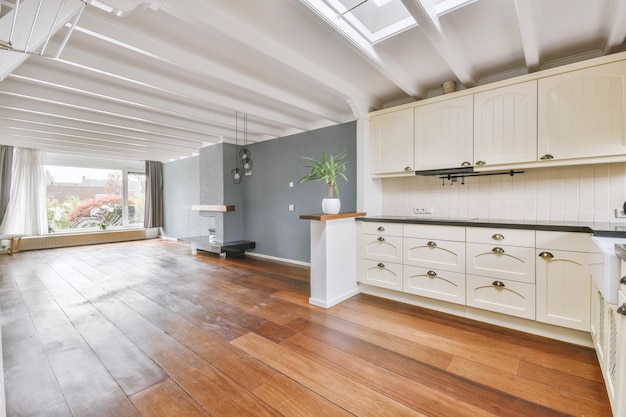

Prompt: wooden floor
[0,239,612,417]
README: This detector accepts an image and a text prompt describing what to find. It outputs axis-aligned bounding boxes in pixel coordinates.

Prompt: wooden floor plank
[232,332,428,417]
[0,240,613,417]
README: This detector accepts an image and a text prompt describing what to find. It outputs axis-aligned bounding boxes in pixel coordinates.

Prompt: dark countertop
[356,215,626,237]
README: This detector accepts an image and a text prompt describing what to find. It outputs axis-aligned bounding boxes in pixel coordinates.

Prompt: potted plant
[299,151,348,214]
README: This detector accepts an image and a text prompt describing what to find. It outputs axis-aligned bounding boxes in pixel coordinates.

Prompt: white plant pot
[322,198,341,214]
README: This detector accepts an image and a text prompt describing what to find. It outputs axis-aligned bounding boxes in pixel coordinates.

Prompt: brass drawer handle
[540,154,554,160]
[492,280,505,288]
[618,304,626,316]
[492,233,504,241]
[539,251,554,260]
[404,166,413,171]
[620,276,626,285]
[377,237,385,242]
[377,226,385,232]
[377,263,385,268]
[492,247,505,254]
[461,161,471,167]
[427,270,437,277]
[427,241,437,247]
[475,160,486,166]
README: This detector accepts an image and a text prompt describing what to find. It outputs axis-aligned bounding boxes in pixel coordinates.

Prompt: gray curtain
[0,146,13,224]
[144,160,164,228]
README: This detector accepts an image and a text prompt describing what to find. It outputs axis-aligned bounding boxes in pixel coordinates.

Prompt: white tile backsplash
[381,163,626,223]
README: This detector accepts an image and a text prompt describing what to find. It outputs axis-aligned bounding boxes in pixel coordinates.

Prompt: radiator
[19,229,147,251]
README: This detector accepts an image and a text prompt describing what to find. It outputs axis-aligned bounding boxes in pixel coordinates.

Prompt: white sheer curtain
[0,148,47,235]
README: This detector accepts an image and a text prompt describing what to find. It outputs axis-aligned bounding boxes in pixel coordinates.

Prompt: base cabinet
[466,274,536,320]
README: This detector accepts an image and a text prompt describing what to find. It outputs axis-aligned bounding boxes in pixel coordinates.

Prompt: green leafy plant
[299,151,348,198]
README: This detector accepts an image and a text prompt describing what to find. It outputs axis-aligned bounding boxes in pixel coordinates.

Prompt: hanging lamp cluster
[231,112,253,184]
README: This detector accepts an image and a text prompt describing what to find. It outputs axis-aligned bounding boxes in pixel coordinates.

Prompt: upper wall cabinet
[370,108,414,175]
[474,80,537,166]
[414,95,473,170]
[538,60,626,161]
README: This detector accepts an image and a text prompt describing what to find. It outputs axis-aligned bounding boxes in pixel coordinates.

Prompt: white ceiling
[0,0,625,164]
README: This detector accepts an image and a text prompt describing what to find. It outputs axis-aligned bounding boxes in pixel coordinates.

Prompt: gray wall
[242,122,357,262]
[162,121,357,263]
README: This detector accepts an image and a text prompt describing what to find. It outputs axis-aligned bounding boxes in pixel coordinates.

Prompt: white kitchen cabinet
[591,282,607,370]
[370,108,414,175]
[466,274,536,320]
[466,243,536,283]
[473,80,537,166]
[414,95,473,171]
[359,222,403,290]
[538,59,626,161]
[536,249,590,331]
[535,231,591,332]
[615,290,626,417]
[404,265,465,305]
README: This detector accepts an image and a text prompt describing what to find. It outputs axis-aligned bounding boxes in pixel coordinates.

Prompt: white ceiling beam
[11,61,287,139]
[401,0,476,87]
[0,118,202,155]
[513,0,541,72]
[298,0,426,98]
[77,11,345,124]
[0,80,225,142]
[603,0,626,54]
[152,0,380,110]
[53,44,313,133]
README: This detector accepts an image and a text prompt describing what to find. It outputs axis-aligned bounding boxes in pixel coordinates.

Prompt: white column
[309,217,360,308]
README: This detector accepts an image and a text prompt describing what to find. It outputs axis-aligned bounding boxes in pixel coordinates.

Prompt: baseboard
[245,251,310,267]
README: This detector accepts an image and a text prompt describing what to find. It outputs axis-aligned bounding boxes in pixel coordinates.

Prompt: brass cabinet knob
[492,280,505,288]
[538,251,554,260]
[427,270,437,277]
[618,304,626,316]
[377,226,385,232]
[620,276,626,285]
[492,233,504,241]
[492,247,505,254]
[540,154,554,160]
[404,166,413,171]
[377,263,385,268]
[427,241,437,247]
[377,237,385,242]
[475,160,486,166]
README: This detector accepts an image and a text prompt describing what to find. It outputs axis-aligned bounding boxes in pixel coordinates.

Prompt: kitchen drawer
[403,237,465,273]
[359,259,403,291]
[403,224,465,240]
[536,230,592,252]
[466,243,536,283]
[361,222,403,236]
[466,227,535,247]
[361,234,402,263]
[403,265,465,305]
[466,274,536,320]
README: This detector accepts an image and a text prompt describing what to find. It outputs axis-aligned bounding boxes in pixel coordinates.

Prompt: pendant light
[231,112,243,184]
[241,113,253,176]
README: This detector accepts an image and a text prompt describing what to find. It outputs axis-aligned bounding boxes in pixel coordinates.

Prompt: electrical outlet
[413,207,433,214]
[615,209,626,218]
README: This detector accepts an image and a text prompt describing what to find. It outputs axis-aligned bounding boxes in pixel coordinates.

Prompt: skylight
[325,0,417,44]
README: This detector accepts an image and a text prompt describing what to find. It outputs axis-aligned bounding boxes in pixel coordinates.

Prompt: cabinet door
[536,249,591,331]
[538,60,626,161]
[474,80,537,166]
[466,243,536,283]
[616,291,626,417]
[466,274,535,320]
[404,265,465,305]
[361,234,402,263]
[403,237,465,273]
[359,259,403,291]
[414,95,473,170]
[371,108,414,174]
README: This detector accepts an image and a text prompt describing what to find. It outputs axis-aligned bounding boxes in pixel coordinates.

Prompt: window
[46,166,144,232]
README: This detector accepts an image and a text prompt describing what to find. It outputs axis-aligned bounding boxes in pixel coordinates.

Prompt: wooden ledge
[299,212,366,221]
